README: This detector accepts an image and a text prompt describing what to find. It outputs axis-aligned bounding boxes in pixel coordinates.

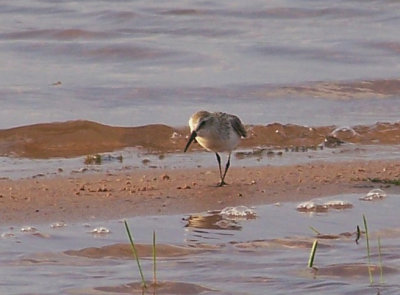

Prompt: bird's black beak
[184,131,197,152]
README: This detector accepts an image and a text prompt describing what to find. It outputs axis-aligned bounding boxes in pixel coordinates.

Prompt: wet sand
[2,120,400,158]
[1,159,400,225]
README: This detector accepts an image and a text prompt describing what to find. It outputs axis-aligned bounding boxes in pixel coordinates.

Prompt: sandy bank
[2,120,400,158]
[1,160,400,225]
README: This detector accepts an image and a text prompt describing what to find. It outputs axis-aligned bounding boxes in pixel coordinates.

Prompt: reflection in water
[184,206,256,231]
[184,212,242,231]
[64,243,203,259]
[94,281,212,295]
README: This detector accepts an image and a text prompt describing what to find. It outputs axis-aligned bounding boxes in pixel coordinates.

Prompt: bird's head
[184,111,212,152]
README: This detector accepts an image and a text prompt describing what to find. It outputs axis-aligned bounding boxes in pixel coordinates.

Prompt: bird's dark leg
[215,153,226,187]
[220,152,231,185]
[215,153,223,179]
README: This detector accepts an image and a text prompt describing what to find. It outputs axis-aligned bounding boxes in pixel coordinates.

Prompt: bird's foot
[217,180,228,187]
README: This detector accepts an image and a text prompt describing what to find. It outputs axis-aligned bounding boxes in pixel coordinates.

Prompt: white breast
[196,128,240,153]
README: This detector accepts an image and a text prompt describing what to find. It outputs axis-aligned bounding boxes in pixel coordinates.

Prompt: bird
[184,111,247,186]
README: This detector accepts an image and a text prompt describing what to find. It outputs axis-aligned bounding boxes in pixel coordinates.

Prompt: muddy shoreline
[2,120,400,158]
[1,160,400,225]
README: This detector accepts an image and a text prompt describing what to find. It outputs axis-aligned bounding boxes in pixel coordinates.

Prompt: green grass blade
[124,220,147,288]
[153,230,157,285]
[308,239,318,268]
[309,226,321,235]
[378,236,384,284]
[363,214,374,285]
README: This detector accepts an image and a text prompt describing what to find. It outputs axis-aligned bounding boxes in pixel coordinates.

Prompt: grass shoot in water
[153,230,157,285]
[363,214,374,285]
[309,226,321,235]
[378,236,384,284]
[124,220,147,288]
[308,239,318,268]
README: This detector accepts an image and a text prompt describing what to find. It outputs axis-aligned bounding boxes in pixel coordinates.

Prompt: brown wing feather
[230,115,247,138]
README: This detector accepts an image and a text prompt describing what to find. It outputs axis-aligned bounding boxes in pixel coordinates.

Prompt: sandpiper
[184,111,247,186]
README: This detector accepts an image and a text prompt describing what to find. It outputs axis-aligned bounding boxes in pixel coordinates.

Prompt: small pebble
[161,174,170,181]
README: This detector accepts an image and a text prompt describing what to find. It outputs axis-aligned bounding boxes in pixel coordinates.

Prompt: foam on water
[20,226,38,233]
[324,200,353,210]
[330,126,359,139]
[297,201,328,212]
[90,226,111,235]
[296,200,353,213]
[220,206,256,218]
[1,232,16,239]
[50,222,67,228]
[360,188,387,201]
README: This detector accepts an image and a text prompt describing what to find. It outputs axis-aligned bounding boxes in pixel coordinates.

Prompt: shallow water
[2,142,400,180]
[1,192,400,294]
[1,0,400,178]
[1,0,400,129]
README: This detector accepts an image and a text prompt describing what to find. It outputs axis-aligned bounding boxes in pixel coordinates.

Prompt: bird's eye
[198,120,206,129]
